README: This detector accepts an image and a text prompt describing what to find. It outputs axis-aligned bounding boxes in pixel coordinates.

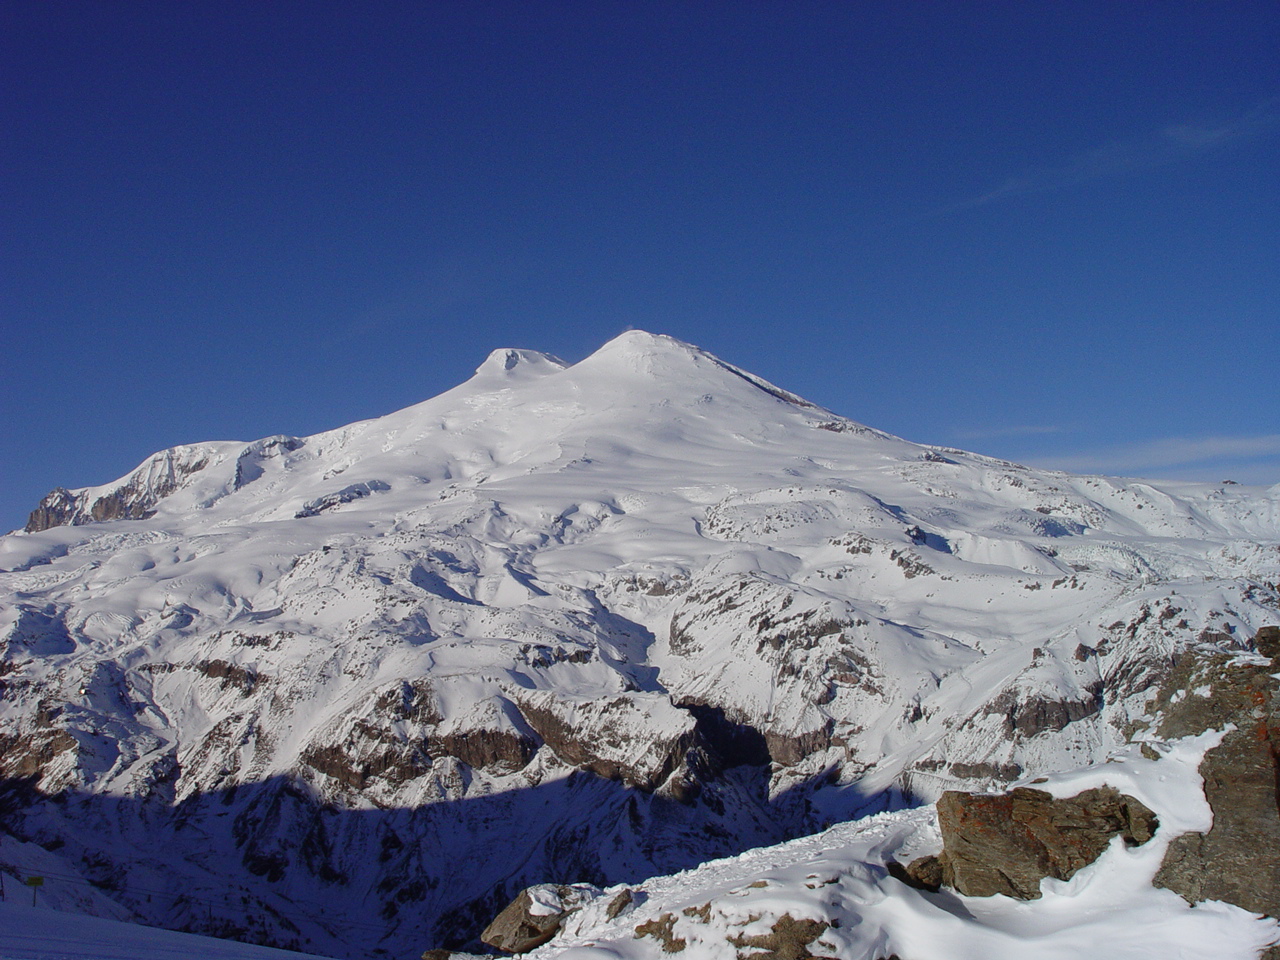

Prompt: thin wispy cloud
[1030,433,1280,477]
[931,99,1279,217]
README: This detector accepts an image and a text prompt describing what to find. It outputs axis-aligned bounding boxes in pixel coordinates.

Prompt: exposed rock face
[913,627,1279,950]
[727,915,831,960]
[930,785,1158,899]
[1256,625,1280,659]
[516,693,696,790]
[481,884,598,953]
[23,487,79,534]
[983,689,1102,739]
[24,446,217,532]
[22,435,309,533]
[634,906,836,960]
[1148,629,1280,953]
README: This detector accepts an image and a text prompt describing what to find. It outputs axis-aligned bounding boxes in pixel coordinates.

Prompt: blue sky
[3,1,1278,532]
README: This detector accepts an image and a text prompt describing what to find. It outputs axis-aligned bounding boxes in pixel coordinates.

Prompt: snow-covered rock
[532,735,1280,960]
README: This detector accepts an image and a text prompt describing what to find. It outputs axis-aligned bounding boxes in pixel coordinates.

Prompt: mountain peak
[472,347,568,380]
[589,329,702,361]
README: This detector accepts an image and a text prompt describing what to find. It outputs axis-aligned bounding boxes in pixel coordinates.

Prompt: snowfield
[0,903,338,960]
[2,331,1278,957]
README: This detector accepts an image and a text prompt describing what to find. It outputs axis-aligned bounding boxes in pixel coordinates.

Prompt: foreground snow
[540,734,1280,960]
[0,903,338,960]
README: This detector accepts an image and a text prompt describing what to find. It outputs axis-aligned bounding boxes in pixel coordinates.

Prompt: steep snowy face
[2,330,1279,957]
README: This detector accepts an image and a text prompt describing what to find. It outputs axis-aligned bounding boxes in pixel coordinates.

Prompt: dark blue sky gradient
[3,1,1278,530]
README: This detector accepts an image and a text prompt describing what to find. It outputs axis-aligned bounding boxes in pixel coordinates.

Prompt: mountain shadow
[0,759,918,959]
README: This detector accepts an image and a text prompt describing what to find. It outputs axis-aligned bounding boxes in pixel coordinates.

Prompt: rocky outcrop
[428,729,539,772]
[917,785,1157,899]
[947,760,1022,782]
[295,480,390,519]
[633,906,841,960]
[516,693,696,790]
[1147,627,1280,953]
[1256,624,1280,659]
[25,445,216,532]
[762,723,834,767]
[23,487,80,533]
[481,884,598,953]
[983,689,1102,739]
[726,915,831,960]
[902,624,1280,948]
[0,727,79,784]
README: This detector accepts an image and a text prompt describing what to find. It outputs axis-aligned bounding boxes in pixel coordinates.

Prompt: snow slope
[1,331,1278,956]
[0,903,338,960]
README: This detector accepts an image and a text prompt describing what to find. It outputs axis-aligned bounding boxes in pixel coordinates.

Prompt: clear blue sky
[3,1,1278,532]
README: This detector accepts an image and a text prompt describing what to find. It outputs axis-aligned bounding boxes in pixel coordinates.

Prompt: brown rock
[886,855,943,893]
[936,785,1158,899]
[1255,625,1280,661]
[605,888,634,919]
[727,914,831,960]
[1148,645,1280,951]
[481,884,594,954]
[633,913,687,953]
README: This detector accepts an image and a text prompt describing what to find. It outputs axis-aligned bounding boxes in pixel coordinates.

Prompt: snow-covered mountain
[2,331,1278,957]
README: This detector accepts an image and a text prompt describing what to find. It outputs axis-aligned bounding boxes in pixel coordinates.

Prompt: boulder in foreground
[481,883,599,953]
[914,784,1157,899]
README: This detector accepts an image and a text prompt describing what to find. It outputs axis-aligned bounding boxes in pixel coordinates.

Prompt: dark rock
[727,914,830,960]
[481,884,596,954]
[983,690,1101,739]
[676,700,771,769]
[0,728,79,783]
[1255,625,1280,660]
[633,912,687,952]
[935,785,1158,899]
[947,760,1022,782]
[886,855,942,892]
[605,888,634,919]
[762,723,834,767]
[634,910,832,960]
[517,696,694,790]
[1147,644,1280,946]
[24,487,78,533]
[429,728,539,772]
[193,659,260,694]
[25,450,213,532]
